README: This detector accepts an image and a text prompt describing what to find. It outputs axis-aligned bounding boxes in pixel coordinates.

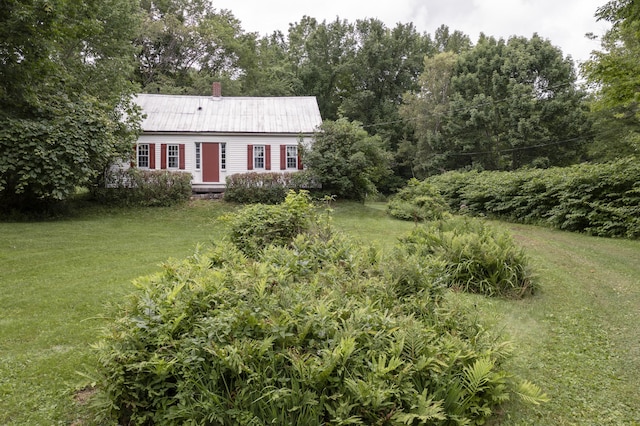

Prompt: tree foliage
[305,119,392,201]
[583,0,640,119]
[402,34,592,175]
[400,52,458,178]
[135,0,257,95]
[0,0,142,212]
[582,0,640,160]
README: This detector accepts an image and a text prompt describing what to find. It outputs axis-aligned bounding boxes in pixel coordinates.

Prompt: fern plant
[91,199,547,425]
[399,217,537,298]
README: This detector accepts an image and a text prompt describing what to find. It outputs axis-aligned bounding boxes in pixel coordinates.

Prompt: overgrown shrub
[92,168,192,207]
[224,190,316,258]
[224,171,318,204]
[387,178,450,222]
[399,217,537,298]
[427,157,640,238]
[92,216,547,425]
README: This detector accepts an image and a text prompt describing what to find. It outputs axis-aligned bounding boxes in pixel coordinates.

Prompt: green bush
[224,171,318,204]
[224,190,316,258]
[387,178,450,222]
[92,221,547,425]
[427,157,640,238]
[400,217,537,298]
[92,168,192,207]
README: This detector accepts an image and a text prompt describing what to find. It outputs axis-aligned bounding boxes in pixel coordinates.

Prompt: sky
[213,0,611,64]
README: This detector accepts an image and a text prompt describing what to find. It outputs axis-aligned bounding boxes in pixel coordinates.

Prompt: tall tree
[340,20,433,145]
[400,52,458,178]
[287,16,357,120]
[241,31,302,96]
[582,0,640,159]
[135,0,255,94]
[433,24,472,53]
[0,0,142,212]
[583,0,640,119]
[406,34,591,174]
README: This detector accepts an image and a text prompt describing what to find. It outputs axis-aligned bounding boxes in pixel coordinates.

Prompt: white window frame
[253,145,265,169]
[195,143,201,170]
[221,143,226,170]
[286,145,298,169]
[137,144,149,168]
[167,144,179,169]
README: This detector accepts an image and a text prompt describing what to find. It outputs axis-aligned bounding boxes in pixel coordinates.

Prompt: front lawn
[0,201,638,424]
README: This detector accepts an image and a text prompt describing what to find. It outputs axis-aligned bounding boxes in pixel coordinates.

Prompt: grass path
[483,223,640,425]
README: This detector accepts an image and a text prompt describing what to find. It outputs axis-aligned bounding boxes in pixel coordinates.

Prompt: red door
[202,143,220,182]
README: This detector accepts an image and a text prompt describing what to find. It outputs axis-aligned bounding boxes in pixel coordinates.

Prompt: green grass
[479,223,640,425]
[0,201,232,424]
[1,201,639,424]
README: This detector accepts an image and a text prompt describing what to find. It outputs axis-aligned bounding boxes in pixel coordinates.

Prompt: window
[195,143,201,170]
[137,144,149,168]
[167,144,179,168]
[286,145,298,169]
[221,143,226,170]
[253,145,265,169]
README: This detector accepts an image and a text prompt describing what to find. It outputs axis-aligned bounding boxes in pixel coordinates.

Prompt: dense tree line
[1,0,637,210]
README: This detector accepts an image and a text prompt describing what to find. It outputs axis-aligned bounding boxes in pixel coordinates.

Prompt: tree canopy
[0,0,142,212]
[582,0,640,159]
[401,34,592,176]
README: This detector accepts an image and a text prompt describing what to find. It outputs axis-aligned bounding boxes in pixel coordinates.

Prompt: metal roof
[134,94,322,134]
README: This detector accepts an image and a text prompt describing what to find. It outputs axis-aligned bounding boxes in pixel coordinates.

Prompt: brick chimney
[212,82,222,98]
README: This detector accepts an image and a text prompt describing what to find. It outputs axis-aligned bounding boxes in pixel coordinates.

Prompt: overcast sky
[213,0,610,64]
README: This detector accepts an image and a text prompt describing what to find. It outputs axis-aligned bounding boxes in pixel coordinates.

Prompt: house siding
[137,134,311,186]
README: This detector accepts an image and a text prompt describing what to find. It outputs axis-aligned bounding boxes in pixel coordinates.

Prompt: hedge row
[92,168,192,207]
[426,157,640,238]
[224,171,319,204]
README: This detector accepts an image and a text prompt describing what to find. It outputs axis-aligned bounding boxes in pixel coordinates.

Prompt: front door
[202,143,220,182]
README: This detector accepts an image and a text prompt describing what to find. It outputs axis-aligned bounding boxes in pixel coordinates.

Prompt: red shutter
[161,144,167,169]
[179,144,185,170]
[149,143,156,169]
[280,145,286,170]
[297,151,304,170]
[247,144,253,170]
[265,145,271,170]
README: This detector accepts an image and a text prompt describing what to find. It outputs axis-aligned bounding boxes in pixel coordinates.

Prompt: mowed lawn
[1,200,639,424]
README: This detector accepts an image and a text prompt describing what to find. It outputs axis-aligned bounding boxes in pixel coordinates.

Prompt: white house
[133,84,322,192]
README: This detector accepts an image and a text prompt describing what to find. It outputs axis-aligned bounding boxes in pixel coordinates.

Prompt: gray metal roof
[134,93,322,134]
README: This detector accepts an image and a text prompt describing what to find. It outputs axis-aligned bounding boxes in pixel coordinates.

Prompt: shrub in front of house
[224,190,316,258]
[93,168,192,207]
[224,171,319,204]
[387,178,450,222]
[91,207,547,425]
[399,216,536,298]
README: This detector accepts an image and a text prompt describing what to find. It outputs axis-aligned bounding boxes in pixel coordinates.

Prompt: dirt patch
[73,386,97,405]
